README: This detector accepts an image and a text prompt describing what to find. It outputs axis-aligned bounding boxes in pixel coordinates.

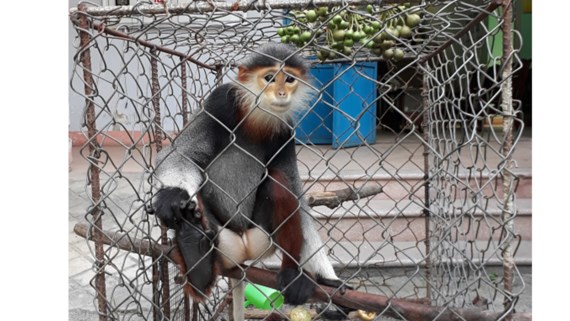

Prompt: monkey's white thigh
[243,227,274,261]
[231,278,245,321]
[216,227,274,269]
[217,228,248,269]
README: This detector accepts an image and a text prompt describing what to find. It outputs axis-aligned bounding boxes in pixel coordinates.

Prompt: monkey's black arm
[151,84,239,298]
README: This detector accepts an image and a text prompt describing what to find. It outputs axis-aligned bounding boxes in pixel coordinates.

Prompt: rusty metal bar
[420,0,502,64]
[85,20,216,71]
[179,68,191,262]
[181,61,189,127]
[151,253,161,321]
[184,295,191,321]
[151,50,163,152]
[500,1,515,321]
[150,47,172,321]
[228,295,235,321]
[151,48,161,321]
[69,0,413,16]
[77,4,108,321]
[420,63,432,304]
[74,223,532,321]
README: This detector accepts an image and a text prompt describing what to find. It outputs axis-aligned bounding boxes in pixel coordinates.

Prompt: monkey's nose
[278,91,286,97]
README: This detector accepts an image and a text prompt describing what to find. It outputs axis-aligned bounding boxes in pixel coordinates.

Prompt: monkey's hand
[152,187,201,229]
[277,268,316,305]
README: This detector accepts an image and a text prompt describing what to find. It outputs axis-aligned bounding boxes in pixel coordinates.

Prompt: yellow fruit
[406,14,421,28]
[290,307,311,321]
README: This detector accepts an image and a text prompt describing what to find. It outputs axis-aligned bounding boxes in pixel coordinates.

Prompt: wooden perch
[306,183,383,209]
[224,266,531,321]
[72,183,382,254]
[73,223,531,321]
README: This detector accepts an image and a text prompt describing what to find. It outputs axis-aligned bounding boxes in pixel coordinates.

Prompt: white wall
[68,0,280,133]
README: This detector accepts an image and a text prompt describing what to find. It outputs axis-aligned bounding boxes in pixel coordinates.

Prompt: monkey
[151,43,349,320]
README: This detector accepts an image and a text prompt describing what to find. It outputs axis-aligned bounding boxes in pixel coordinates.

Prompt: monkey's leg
[296,195,355,320]
[175,210,217,299]
[153,187,218,300]
[303,231,351,293]
[266,170,316,305]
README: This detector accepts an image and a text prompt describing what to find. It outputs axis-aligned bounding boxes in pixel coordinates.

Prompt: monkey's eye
[264,74,275,82]
[285,76,296,83]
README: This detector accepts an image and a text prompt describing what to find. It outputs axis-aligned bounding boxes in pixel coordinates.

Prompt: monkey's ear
[237,66,250,83]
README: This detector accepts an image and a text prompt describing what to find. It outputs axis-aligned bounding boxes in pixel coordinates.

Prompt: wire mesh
[69,1,528,320]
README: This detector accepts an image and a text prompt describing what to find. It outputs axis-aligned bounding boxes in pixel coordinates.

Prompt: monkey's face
[237,63,313,133]
[239,65,312,117]
[254,66,304,113]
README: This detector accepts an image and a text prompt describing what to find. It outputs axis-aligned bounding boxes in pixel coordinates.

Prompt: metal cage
[69,1,530,320]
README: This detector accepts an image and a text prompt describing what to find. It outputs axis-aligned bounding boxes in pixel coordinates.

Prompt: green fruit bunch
[278,4,422,62]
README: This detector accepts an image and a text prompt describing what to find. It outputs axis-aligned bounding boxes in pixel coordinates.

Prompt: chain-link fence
[69,1,530,320]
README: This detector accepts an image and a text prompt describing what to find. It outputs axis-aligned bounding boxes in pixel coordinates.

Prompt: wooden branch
[244,307,318,319]
[73,223,531,321]
[306,183,383,209]
[74,223,168,258]
[72,182,384,251]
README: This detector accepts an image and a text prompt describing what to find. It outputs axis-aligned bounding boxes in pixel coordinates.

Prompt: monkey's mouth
[270,103,290,112]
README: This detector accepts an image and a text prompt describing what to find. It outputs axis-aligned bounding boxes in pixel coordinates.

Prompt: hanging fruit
[278,3,423,62]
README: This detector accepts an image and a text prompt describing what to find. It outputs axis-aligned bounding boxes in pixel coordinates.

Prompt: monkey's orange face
[254,66,305,113]
[237,64,313,132]
[239,65,311,115]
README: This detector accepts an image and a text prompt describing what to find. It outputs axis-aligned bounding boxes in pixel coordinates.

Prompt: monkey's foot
[316,276,353,295]
[277,268,316,305]
[315,277,355,321]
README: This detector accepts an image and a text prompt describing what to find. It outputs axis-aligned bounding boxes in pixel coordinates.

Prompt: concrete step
[309,198,532,243]
[250,240,532,269]
[301,169,532,243]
